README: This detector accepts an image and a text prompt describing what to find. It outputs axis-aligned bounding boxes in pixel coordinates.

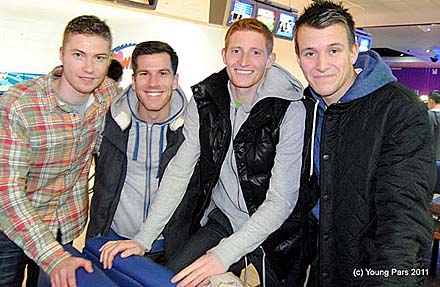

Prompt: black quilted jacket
[306,82,436,286]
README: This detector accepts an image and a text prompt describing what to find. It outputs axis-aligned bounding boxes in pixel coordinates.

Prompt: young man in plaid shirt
[0,15,116,287]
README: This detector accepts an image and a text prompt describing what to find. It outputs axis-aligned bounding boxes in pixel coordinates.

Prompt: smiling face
[222,30,275,103]
[131,52,178,123]
[296,23,358,105]
[58,33,111,103]
[428,98,436,110]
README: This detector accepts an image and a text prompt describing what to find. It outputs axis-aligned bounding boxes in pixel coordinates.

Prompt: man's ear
[296,53,301,66]
[59,47,64,64]
[221,48,227,65]
[172,73,179,90]
[351,43,359,65]
[131,73,136,90]
[266,52,276,68]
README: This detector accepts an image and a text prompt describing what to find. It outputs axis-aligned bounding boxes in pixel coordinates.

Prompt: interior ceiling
[274,0,440,67]
[5,0,440,68]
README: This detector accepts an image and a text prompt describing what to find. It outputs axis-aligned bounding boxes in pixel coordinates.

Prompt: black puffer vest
[193,68,289,217]
[191,68,310,281]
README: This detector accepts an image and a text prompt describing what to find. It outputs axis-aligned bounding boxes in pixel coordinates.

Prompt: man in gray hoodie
[99,19,306,286]
[86,41,187,260]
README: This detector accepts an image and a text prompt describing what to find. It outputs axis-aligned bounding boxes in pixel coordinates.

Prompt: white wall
[0,0,306,96]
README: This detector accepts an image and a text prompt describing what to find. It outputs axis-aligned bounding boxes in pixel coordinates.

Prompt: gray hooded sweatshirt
[134,64,305,270]
[110,86,186,238]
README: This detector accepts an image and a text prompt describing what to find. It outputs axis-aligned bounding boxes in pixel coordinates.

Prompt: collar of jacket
[192,68,230,119]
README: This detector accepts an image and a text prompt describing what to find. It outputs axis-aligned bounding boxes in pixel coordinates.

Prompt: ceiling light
[418,25,432,32]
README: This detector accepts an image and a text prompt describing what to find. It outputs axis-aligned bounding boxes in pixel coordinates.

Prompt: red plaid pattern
[0,66,115,272]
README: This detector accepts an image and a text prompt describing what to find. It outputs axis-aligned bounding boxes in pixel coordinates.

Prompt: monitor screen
[125,0,151,3]
[255,4,278,32]
[104,0,157,9]
[358,37,371,52]
[227,0,256,25]
[355,29,372,52]
[275,11,297,40]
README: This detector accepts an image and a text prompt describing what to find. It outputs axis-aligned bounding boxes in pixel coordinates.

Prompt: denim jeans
[0,230,39,287]
[165,208,280,286]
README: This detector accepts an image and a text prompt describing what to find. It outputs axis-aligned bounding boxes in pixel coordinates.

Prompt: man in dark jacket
[98,18,307,287]
[428,90,440,160]
[86,41,192,261]
[294,1,436,286]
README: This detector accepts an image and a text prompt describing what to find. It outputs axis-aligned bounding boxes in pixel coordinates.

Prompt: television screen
[358,36,372,52]
[227,0,256,25]
[255,4,277,32]
[126,0,151,3]
[355,29,372,52]
[275,11,297,40]
[104,0,157,9]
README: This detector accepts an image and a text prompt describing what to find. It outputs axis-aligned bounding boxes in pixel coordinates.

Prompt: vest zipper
[231,106,248,214]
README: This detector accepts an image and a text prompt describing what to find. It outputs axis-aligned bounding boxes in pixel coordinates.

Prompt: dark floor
[426,246,440,287]
[426,271,440,286]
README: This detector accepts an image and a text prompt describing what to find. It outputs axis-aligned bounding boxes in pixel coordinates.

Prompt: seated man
[86,41,189,261]
[99,19,307,286]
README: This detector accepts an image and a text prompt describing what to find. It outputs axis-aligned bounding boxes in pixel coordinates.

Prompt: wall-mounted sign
[0,72,43,95]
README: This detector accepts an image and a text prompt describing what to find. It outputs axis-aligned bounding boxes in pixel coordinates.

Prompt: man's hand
[99,239,146,269]
[171,253,225,287]
[50,256,93,287]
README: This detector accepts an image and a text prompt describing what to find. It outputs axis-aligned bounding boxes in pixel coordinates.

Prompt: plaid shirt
[0,66,115,273]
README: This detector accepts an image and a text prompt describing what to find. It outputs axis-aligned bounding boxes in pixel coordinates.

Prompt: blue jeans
[165,209,280,285]
[0,230,39,287]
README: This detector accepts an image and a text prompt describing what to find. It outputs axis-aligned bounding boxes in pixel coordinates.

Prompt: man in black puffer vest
[98,19,311,286]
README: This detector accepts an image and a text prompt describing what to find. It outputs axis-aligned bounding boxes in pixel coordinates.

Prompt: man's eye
[252,50,261,56]
[96,55,107,62]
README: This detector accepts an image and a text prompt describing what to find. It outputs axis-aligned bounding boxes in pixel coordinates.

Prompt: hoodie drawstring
[156,125,166,178]
[244,255,248,286]
[309,100,319,178]
[260,246,266,287]
[133,121,140,160]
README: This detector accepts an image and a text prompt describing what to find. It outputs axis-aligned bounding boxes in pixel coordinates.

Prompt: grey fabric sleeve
[208,100,306,269]
[133,97,200,249]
